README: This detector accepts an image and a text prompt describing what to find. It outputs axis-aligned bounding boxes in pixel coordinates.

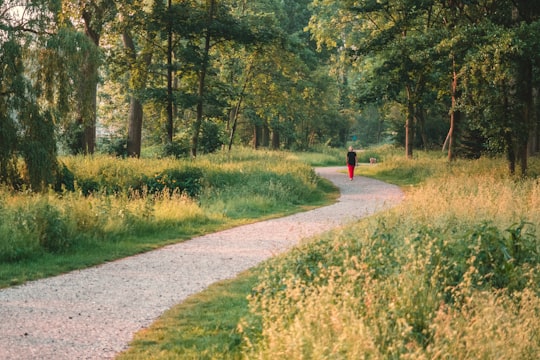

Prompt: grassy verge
[117,270,259,360]
[0,148,337,289]
[119,148,540,359]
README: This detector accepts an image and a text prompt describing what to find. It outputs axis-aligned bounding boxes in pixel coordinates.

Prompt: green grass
[117,270,260,360]
[0,148,337,289]
[287,146,344,166]
[118,147,540,359]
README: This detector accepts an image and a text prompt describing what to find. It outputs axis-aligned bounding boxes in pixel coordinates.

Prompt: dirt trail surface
[0,167,403,360]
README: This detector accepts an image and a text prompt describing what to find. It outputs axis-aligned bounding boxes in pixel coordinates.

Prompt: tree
[223,0,345,151]
[456,1,540,175]
[309,0,445,158]
[189,0,258,157]
[108,1,155,157]
[0,0,61,190]
[60,0,117,154]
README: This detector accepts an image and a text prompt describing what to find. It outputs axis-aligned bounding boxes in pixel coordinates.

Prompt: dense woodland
[1,0,540,191]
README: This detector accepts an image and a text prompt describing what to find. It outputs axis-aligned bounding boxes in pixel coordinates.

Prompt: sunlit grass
[119,148,540,359]
[0,148,336,288]
[242,151,540,359]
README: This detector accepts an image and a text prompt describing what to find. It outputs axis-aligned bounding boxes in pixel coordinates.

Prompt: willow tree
[0,39,25,187]
[0,0,61,190]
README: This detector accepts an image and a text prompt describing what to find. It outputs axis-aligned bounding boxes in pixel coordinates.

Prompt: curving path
[0,167,403,359]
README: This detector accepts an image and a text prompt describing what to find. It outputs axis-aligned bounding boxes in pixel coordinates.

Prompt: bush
[99,136,128,158]
[76,177,100,196]
[54,163,75,192]
[34,200,72,253]
[0,208,39,262]
[162,141,190,159]
[199,120,225,154]
[464,221,537,291]
[144,167,203,198]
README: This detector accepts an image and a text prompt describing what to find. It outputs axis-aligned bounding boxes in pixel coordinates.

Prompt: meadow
[119,147,540,359]
[0,149,339,288]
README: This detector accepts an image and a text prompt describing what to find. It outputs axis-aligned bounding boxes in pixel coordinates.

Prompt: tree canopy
[1,0,539,190]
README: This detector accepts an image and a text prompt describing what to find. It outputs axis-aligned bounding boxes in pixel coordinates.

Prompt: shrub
[145,167,203,198]
[162,141,189,159]
[76,177,100,196]
[33,200,72,253]
[199,120,225,154]
[99,136,128,158]
[463,221,537,291]
[0,207,39,262]
[54,163,75,192]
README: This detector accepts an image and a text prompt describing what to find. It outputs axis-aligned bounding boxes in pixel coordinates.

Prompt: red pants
[347,164,355,179]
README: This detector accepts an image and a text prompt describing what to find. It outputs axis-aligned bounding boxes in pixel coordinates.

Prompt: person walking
[346,146,357,181]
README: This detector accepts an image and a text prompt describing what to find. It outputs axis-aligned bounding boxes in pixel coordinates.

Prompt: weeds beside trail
[120,148,540,360]
[244,152,540,359]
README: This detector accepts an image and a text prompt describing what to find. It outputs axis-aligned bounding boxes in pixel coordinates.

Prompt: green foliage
[76,177,100,196]
[0,197,73,260]
[0,204,40,262]
[20,108,58,191]
[240,153,540,358]
[54,163,75,192]
[117,271,260,360]
[0,150,335,286]
[143,168,203,198]
[33,200,72,253]
[162,141,190,159]
[98,136,128,158]
[464,221,537,291]
[199,120,225,154]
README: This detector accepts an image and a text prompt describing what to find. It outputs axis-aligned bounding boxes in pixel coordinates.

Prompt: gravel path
[0,167,403,360]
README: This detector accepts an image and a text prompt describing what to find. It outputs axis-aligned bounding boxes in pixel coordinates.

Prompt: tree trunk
[417,107,428,150]
[253,124,261,149]
[519,59,533,176]
[529,95,539,155]
[166,0,174,144]
[127,99,143,157]
[191,0,215,157]
[271,129,280,150]
[228,60,253,152]
[502,80,516,175]
[405,86,414,159]
[262,124,270,147]
[228,104,240,151]
[506,133,516,175]
[123,30,150,158]
[448,58,460,161]
[81,9,101,155]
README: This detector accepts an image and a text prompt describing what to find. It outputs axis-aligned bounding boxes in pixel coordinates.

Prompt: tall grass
[0,149,335,288]
[118,149,540,359]
[240,151,540,359]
